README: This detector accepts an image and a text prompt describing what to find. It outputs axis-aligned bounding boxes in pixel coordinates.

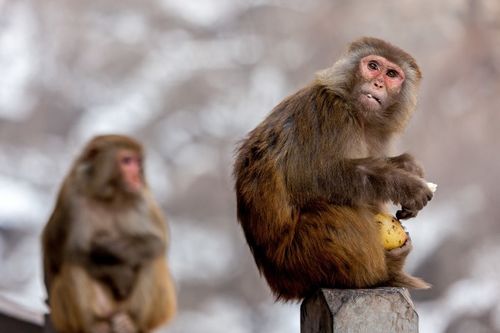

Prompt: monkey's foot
[387,237,413,257]
[111,312,138,333]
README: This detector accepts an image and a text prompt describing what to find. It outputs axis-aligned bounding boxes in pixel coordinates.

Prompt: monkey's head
[317,37,421,131]
[74,135,146,201]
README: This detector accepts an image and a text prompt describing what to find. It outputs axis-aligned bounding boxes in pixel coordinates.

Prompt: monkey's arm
[89,233,165,268]
[386,153,425,178]
[86,233,165,300]
[84,233,165,300]
[320,157,432,217]
[42,191,71,292]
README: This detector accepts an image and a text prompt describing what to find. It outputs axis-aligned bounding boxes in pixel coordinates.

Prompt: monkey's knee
[49,271,88,333]
[127,260,176,330]
[49,265,118,333]
[300,208,389,288]
[334,210,390,285]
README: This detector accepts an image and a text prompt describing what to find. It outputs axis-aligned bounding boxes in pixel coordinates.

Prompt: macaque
[234,37,433,301]
[42,135,176,333]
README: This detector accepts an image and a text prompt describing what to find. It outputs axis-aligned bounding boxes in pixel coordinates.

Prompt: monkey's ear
[82,146,99,163]
[76,146,101,179]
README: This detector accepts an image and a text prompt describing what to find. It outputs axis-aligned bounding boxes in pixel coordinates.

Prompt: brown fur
[234,37,432,301]
[42,134,176,333]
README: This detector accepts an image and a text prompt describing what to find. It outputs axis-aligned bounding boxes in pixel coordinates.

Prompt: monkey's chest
[343,138,369,159]
[341,133,386,159]
[73,203,153,241]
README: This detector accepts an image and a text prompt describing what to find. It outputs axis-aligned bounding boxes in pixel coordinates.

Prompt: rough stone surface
[301,288,418,333]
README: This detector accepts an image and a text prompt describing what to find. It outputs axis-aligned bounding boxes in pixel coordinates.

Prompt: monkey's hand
[111,312,138,333]
[90,234,165,268]
[388,153,425,178]
[88,264,138,301]
[392,174,433,220]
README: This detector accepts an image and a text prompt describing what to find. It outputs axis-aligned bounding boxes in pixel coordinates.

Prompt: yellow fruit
[374,213,408,250]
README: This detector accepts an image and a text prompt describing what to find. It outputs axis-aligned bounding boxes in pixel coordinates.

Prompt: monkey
[233,37,433,301]
[42,134,176,333]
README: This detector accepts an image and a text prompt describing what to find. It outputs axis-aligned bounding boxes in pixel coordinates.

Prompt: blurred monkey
[234,37,432,301]
[42,135,176,333]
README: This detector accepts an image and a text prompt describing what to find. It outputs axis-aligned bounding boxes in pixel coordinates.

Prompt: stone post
[301,288,418,333]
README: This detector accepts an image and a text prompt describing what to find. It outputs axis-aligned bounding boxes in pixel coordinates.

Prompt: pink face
[118,149,143,192]
[357,55,405,111]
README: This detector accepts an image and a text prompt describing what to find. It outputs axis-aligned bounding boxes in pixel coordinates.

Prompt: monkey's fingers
[396,208,418,220]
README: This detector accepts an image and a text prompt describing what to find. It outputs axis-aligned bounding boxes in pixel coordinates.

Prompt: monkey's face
[355,55,405,112]
[117,149,144,193]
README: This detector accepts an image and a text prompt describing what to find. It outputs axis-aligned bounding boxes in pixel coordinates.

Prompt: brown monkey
[234,37,433,301]
[42,135,176,333]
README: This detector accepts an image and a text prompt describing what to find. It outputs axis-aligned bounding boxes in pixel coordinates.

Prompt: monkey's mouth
[365,93,382,105]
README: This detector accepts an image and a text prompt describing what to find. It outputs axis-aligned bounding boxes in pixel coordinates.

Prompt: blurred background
[0,0,499,332]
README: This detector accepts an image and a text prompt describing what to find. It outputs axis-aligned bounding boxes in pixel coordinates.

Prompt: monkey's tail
[388,272,431,290]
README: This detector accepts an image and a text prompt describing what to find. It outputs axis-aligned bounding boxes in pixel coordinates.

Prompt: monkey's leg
[125,258,176,332]
[49,270,85,333]
[50,264,117,333]
[263,205,390,300]
[304,206,389,287]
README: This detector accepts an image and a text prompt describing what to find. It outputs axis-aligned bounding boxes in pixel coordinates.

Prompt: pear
[375,213,408,250]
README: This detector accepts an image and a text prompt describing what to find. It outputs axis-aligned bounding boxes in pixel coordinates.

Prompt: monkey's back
[233,82,400,301]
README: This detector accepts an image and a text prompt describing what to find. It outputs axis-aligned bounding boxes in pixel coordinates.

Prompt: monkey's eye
[121,156,134,165]
[367,61,379,71]
[386,69,399,78]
